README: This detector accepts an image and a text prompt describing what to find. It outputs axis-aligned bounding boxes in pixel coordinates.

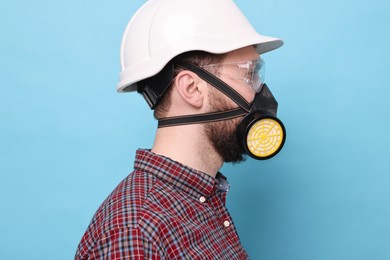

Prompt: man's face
[204,46,259,163]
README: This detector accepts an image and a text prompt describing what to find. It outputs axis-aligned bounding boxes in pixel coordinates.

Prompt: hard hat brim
[117,34,283,93]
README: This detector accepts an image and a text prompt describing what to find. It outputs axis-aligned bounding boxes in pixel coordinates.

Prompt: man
[75,0,285,259]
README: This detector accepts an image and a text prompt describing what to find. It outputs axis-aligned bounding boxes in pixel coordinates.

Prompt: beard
[204,89,246,163]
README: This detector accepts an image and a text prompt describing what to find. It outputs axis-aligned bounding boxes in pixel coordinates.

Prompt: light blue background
[1,0,389,259]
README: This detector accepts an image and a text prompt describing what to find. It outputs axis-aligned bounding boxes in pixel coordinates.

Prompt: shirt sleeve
[87,227,162,260]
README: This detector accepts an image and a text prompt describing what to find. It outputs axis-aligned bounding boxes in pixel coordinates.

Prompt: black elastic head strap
[157,59,251,128]
[158,107,246,128]
[174,60,251,111]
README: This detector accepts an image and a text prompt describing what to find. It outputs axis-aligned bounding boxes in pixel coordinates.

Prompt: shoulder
[75,169,158,258]
[98,169,155,228]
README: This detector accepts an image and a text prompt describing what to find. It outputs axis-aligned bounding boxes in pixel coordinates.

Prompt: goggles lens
[203,58,265,93]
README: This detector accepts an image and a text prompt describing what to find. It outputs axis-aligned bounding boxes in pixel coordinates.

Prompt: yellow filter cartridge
[246,118,285,159]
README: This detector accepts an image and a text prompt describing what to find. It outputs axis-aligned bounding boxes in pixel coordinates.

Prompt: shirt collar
[133,149,226,197]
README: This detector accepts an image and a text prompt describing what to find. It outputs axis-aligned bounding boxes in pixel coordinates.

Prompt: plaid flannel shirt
[75,149,248,259]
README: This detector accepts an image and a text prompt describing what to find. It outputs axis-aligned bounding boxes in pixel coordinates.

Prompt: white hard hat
[117,0,283,93]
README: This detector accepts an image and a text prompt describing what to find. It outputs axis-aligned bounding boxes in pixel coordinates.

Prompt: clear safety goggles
[202,58,265,93]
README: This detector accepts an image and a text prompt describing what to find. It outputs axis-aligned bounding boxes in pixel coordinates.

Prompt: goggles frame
[202,58,265,93]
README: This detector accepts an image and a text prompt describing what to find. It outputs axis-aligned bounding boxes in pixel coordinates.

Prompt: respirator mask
[139,58,286,160]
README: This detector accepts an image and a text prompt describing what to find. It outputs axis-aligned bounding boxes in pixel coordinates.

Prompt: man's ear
[174,70,205,108]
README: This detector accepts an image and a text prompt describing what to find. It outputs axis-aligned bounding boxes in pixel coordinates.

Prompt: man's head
[117,0,285,163]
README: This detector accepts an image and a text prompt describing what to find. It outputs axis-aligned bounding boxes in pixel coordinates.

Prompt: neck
[151,125,223,178]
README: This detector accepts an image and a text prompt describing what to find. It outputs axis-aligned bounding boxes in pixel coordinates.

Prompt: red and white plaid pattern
[75,149,248,259]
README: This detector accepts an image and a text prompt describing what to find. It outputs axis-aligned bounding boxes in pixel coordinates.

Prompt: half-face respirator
[140,59,286,160]
[236,84,285,160]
